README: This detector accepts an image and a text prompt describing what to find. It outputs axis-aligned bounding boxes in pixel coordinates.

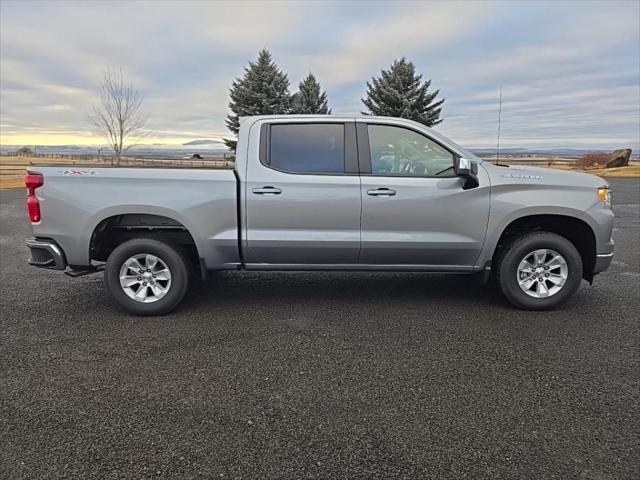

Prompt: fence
[2,150,234,160]
[477,156,578,167]
[0,152,236,187]
[2,152,100,161]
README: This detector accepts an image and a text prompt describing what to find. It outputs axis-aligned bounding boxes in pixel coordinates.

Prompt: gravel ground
[1,178,638,479]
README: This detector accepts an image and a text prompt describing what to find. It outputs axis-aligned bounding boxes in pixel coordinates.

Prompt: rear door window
[269,123,345,174]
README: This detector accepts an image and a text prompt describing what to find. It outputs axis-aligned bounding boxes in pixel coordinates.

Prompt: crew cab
[25,115,615,315]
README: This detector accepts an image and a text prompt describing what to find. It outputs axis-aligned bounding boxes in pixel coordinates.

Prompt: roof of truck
[238,114,439,135]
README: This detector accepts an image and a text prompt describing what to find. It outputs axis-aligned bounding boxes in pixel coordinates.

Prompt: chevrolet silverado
[24,115,614,315]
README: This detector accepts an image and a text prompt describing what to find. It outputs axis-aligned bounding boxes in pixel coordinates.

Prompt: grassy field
[580,164,640,177]
[1,154,638,189]
[537,161,640,177]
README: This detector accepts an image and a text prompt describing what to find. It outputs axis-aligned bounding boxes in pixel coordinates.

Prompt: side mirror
[454,157,479,189]
[454,157,477,176]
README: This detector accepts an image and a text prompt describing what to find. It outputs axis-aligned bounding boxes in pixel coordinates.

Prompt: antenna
[496,83,503,165]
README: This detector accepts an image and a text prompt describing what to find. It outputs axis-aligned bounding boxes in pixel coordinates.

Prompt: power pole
[496,83,503,165]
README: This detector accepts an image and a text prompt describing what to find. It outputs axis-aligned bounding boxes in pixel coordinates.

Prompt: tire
[104,237,190,315]
[496,231,583,310]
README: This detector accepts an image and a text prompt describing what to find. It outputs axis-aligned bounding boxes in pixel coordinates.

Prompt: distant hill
[471,148,638,159]
[182,139,225,146]
[2,143,635,160]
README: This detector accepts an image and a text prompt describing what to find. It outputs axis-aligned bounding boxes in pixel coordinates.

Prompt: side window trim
[258,121,358,176]
[355,122,372,174]
[259,123,270,165]
[344,122,359,174]
[359,122,458,178]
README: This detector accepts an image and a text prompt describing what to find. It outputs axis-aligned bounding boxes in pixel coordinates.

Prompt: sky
[1,0,639,150]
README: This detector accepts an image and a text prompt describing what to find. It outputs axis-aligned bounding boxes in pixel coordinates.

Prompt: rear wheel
[496,231,583,310]
[105,237,189,315]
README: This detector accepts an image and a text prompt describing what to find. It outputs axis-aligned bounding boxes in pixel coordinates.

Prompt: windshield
[426,129,483,162]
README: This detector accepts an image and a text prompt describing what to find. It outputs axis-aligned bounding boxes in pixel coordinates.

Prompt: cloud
[0,0,638,149]
[310,2,498,85]
[422,1,640,148]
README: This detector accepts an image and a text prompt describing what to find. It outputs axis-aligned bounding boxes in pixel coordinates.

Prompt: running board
[65,265,105,278]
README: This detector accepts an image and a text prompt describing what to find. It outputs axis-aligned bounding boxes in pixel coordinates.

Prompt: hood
[483,163,607,189]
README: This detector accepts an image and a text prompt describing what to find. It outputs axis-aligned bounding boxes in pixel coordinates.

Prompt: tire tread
[104,236,190,316]
[496,231,583,310]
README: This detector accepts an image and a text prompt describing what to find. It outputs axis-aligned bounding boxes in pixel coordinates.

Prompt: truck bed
[29,166,241,269]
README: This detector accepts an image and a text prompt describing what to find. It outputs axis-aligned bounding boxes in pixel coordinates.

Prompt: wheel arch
[491,214,597,281]
[88,209,202,268]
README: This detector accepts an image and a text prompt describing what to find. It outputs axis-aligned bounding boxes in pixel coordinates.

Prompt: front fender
[477,181,604,268]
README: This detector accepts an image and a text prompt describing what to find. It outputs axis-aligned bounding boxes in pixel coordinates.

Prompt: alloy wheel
[119,254,172,303]
[516,249,568,298]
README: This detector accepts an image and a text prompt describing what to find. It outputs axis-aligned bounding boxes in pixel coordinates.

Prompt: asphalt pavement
[1,178,638,479]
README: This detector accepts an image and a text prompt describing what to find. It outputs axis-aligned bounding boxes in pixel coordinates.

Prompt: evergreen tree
[225,49,290,150]
[361,58,444,127]
[290,73,331,114]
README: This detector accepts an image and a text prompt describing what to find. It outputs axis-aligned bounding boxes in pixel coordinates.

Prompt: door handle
[252,186,282,195]
[367,188,396,197]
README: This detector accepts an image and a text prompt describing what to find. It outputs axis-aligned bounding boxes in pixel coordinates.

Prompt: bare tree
[88,68,146,164]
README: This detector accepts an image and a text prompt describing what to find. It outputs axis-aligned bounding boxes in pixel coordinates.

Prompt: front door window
[368,124,455,177]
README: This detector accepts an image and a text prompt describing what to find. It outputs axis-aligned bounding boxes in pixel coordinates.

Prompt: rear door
[357,121,490,268]
[244,120,361,266]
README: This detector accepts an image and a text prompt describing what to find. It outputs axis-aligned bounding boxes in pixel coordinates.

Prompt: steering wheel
[399,143,430,175]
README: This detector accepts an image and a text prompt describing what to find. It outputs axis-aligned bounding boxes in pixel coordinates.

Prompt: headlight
[597,187,611,208]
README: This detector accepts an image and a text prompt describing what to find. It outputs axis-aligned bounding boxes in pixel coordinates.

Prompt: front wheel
[496,232,583,310]
[104,237,189,315]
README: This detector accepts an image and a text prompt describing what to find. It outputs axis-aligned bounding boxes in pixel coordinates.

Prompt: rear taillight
[25,172,43,222]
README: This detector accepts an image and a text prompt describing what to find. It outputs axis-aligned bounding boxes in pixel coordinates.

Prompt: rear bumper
[26,238,67,270]
[593,251,614,274]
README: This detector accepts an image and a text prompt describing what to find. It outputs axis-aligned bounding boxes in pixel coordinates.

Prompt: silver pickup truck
[25,115,614,315]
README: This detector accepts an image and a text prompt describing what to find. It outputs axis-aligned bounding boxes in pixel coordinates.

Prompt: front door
[358,123,490,268]
[245,121,361,266]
